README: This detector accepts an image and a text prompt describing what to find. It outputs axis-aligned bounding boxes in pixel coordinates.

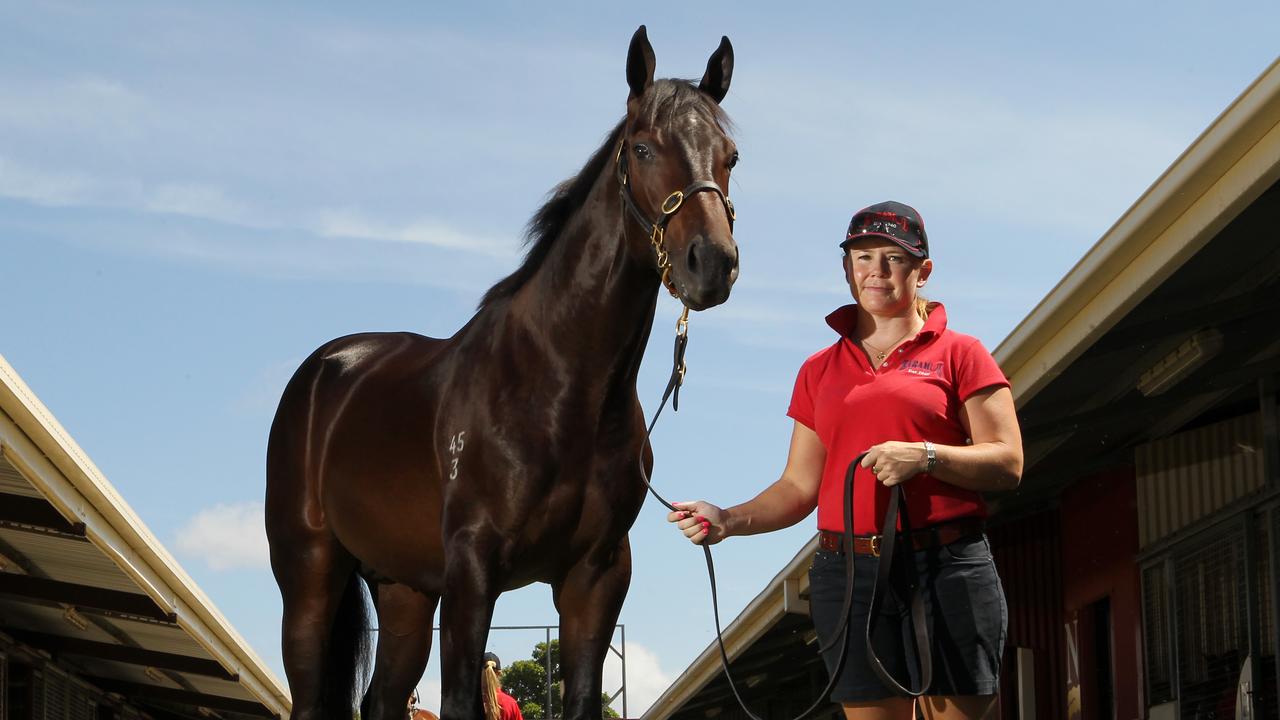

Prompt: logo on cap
[840,200,929,258]
[848,212,911,239]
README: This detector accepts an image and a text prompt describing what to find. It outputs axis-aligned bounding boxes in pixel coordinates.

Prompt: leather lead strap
[864,478,934,696]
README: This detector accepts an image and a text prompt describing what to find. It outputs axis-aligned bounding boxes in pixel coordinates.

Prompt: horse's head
[618,26,739,312]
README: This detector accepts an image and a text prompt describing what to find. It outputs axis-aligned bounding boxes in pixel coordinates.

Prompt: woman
[481,652,525,720]
[669,201,1022,720]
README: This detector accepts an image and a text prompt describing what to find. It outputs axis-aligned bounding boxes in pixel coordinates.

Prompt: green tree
[501,640,619,719]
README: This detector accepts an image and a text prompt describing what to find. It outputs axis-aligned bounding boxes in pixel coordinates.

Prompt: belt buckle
[869,535,881,557]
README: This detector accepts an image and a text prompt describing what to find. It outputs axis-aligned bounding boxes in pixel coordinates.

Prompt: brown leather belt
[818,517,985,557]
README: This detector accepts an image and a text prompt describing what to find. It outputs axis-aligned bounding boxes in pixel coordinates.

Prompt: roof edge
[995,57,1280,403]
[642,534,818,720]
[0,353,291,716]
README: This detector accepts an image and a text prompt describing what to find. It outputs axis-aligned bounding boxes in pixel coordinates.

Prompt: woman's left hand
[860,441,928,487]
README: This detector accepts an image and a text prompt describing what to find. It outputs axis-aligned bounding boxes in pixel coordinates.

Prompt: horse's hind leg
[555,537,632,720]
[361,581,439,720]
[272,534,366,720]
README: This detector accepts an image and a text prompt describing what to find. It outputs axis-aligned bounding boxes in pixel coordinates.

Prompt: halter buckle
[661,191,685,215]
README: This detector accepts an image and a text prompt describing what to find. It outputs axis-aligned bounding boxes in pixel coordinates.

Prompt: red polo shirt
[787,303,1009,534]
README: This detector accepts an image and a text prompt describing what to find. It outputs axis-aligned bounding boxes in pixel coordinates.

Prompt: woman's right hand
[668,501,728,545]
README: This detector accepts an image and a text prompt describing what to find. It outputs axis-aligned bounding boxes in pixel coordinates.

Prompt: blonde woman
[670,202,1022,719]
[481,652,525,720]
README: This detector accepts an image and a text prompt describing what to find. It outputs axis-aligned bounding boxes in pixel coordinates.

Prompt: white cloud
[0,156,98,206]
[314,209,515,259]
[0,154,517,282]
[144,183,255,224]
[0,75,146,135]
[603,642,671,718]
[174,502,269,571]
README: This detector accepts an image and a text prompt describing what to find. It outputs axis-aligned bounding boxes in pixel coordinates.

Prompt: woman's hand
[667,501,727,545]
[860,441,928,487]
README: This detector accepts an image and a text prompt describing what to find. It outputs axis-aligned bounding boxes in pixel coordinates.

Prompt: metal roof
[0,354,290,720]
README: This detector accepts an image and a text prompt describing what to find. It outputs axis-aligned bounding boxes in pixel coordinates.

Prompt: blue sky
[3,1,1278,715]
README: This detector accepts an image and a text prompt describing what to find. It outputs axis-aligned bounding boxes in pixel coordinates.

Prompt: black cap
[840,201,929,258]
[483,652,501,671]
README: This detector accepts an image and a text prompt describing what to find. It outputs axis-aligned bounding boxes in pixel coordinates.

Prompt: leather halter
[615,140,736,298]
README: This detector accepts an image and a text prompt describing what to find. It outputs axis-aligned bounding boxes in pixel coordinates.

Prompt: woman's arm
[860,385,1023,492]
[669,420,826,544]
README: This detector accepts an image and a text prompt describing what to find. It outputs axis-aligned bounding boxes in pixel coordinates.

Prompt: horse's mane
[479,80,731,309]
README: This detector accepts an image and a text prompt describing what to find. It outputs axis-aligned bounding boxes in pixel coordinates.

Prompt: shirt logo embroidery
[898,359,944,377]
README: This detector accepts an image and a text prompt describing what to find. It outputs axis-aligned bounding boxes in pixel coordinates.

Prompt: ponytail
[481,661,501,720]
[915,296,931,322]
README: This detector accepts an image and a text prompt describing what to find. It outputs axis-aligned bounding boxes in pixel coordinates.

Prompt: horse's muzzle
[680,235,738,310]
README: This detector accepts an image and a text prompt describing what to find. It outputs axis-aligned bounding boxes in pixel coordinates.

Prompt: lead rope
[635,312,862,720]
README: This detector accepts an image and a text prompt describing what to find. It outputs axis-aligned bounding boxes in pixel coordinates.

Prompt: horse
[265,25,739,720]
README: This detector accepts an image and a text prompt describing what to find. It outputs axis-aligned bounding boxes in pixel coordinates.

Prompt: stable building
[0,357,290,720]
[642,57,1280,720]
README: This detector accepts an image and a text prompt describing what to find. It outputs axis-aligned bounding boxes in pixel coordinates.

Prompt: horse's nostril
[687,239,701,275]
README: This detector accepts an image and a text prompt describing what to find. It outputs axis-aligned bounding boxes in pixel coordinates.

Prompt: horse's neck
[507,173,659,383]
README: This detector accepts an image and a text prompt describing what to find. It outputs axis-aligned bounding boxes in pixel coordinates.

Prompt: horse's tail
[323,571,372,720]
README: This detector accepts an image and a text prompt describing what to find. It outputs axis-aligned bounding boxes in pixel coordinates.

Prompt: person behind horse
[405,689,417,720]
[482,653,525,720]
[668,201,1022,719]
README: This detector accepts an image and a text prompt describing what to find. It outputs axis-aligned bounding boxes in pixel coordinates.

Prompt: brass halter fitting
[614,139,736,303]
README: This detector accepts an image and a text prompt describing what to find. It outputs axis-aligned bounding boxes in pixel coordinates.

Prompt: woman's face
[842,237,932,315]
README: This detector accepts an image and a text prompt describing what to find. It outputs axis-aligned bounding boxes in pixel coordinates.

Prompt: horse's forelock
[638,79,734,136]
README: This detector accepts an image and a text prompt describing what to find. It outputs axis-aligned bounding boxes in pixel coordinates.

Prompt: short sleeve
[786,358,819,431]
[955,337,1010,401]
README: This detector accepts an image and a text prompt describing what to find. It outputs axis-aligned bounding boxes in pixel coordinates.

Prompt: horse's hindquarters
[267,333,449,594]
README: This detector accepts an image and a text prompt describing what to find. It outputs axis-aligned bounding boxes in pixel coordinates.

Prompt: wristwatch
[922,440,937,474]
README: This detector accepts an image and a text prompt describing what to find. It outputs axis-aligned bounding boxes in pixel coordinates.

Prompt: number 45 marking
[448,431,466,479]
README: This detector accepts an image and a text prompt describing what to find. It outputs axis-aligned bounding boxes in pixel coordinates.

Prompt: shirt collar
[824,302,948,339]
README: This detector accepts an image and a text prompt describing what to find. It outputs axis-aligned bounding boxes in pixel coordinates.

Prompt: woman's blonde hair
[481,660,501,720]
[915,295,931,321]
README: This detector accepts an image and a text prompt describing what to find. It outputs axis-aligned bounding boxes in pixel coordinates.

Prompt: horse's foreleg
[437,539,500,720]
[362,581,440,720]
[555,536,632,720]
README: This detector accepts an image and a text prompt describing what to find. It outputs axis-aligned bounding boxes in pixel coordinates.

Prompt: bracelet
[922,440,937,474]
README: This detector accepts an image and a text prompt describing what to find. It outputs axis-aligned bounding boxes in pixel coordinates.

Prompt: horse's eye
[727,151,740,170]
[633,143,652,160]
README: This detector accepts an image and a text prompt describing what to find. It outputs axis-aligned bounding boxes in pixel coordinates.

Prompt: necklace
[861,325,919,365]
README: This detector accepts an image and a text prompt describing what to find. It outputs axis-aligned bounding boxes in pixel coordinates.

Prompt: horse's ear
[627,25,656,100]
[698,36,733,104]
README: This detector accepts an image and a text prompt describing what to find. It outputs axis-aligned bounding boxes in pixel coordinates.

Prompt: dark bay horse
[266,26,739,720]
